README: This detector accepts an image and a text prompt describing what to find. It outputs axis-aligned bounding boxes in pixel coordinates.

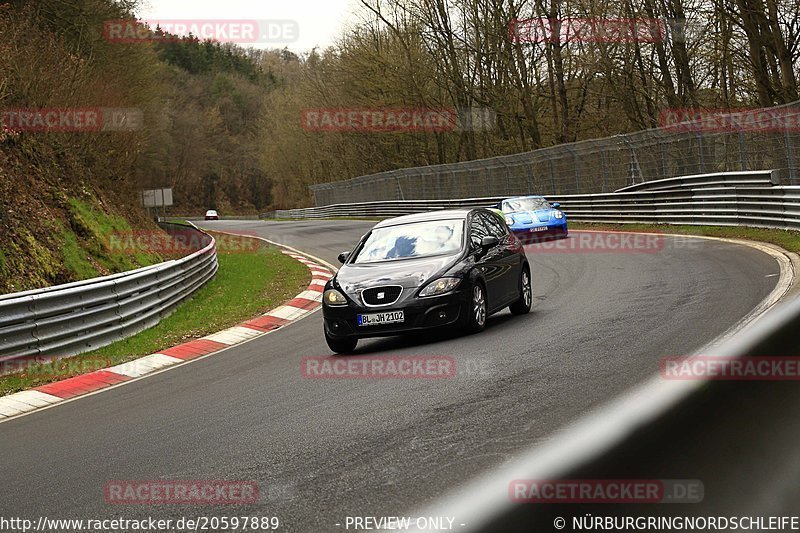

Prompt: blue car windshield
[502,198,550,213]
[353,220,464,264]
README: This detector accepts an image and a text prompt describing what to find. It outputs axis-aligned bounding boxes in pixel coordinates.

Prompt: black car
[322,208,532,353]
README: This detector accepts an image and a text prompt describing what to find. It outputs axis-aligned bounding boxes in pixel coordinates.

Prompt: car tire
[464,281,488,333]
[509,266,532,315]
[325,331,358,354]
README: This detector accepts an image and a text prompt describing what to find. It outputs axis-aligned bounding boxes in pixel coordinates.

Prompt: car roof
[374,209,475,228]
[503,195,546,202]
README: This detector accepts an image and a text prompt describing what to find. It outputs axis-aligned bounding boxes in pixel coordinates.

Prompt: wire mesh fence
[310,102,800,206]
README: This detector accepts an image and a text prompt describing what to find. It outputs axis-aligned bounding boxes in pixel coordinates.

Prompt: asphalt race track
[0,220,780,531]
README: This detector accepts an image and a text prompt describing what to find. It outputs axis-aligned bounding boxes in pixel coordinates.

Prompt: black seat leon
[322,208,532,353]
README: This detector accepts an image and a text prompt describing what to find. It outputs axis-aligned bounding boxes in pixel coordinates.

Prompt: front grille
[361,286,403,306]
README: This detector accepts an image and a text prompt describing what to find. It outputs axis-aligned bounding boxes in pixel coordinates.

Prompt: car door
[480,211,522,304]
[469,211,506,311]
[468,212,496,308]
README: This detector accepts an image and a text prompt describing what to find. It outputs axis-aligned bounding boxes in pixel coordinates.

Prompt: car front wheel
[509,267,532,315]
[464,282,487,333]
[325,331,358,354]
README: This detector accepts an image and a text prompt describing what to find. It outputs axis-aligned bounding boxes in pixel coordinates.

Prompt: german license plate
[530,226,548,232]
[358,311,404,326]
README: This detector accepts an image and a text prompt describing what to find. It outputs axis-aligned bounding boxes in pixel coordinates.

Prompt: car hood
[508,209,558,224]
[335,253,460,294]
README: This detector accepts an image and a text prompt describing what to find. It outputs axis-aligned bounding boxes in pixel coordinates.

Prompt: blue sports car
[499,195,568,242]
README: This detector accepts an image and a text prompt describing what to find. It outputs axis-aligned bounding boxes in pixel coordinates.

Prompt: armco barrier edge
[271,170,800,231]
[0,224,218,363]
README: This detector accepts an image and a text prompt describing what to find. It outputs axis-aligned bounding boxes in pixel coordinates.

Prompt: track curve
[0,220,780,531]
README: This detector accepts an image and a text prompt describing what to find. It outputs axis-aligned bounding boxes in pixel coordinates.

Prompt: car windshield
[353,219,464,264]
[502,198,551,213]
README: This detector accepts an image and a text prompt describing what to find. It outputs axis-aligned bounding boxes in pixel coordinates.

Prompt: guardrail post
[396,174,405,200]
[564,145,579,193]
[600,150,609,192]
[738,130,747,171]
[784,129,796,184]
[525,165,534,194]
[696,132,707,173]
[495,158,511,195]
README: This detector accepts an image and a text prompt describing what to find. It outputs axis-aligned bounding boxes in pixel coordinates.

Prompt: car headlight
[504,216,514,226]
[553,211,564,219]
[419,277,461,298]
[323,289,348,306]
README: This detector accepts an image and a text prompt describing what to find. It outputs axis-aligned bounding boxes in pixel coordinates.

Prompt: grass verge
[570,222,800,254]
[0,232,309,396]
[65,197,164,275]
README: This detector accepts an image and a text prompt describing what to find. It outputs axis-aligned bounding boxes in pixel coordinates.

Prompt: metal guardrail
[273,170,800,231]
[0,224,218,362]
[615,169,781,192]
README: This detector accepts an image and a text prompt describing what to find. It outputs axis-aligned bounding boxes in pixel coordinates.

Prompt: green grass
[571,222,800,254]
[0,235,309,396]
[61,228,98,280]
[65,197,163,277]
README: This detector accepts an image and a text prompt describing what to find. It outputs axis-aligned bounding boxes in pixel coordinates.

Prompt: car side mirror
[337,251,350,264]
[481,236,499,248]
[551,202,561,208]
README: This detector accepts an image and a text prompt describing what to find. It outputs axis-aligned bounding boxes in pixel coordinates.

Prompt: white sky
[137,0,362,53]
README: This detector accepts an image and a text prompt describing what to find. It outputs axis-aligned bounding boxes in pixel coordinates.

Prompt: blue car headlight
[553,211,564,219]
